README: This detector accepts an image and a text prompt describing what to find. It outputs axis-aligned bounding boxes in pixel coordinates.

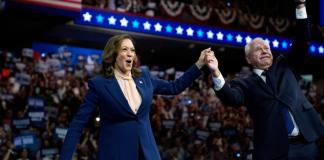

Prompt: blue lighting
[76,9,324,57]
[226,34,233,41]
[310,45,316,53]
[96,14,104,23]
[166,25,173,33]
[236,153,241,157]
[321,0,324,25]
[132,20,140,28]
[282,41,288,49]
[41,53,46,58]
[197,30,204,38]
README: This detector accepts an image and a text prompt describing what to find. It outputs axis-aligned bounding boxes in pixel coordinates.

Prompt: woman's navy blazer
[60,64,201,160]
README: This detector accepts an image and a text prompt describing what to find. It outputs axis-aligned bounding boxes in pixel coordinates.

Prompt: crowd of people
[0,45,323,159]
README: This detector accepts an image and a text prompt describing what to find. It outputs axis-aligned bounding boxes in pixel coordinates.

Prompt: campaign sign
[161,120,175,129]
[209,122,222,132]
[196,130,210,140]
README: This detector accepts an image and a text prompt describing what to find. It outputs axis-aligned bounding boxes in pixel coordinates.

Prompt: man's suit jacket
[60,65,201,160]
[216,19,324,160]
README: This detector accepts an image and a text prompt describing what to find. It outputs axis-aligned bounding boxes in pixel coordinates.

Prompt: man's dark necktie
[262,70,294,134]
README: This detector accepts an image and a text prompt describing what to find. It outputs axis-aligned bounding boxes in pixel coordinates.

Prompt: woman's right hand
[195,48,211,69]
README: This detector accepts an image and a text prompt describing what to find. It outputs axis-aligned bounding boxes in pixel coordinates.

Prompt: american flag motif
[14,0,82,11]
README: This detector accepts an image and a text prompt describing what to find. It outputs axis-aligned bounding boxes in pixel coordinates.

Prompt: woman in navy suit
[60,34,208,160]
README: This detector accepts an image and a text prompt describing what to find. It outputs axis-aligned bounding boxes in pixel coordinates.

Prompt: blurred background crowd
[0,46,323,160]
[0,0,324,159]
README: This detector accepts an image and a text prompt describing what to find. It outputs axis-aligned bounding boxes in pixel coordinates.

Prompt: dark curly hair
[100,34,141,77]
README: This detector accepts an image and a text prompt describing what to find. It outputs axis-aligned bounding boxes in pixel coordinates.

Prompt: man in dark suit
[204,0,324,159]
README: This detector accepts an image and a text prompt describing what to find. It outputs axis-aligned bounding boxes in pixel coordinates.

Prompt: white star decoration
[80,11,324,56]
[216,32,223,40]
[207,30,214,39]
[272,40,279,48]
[176,26,183,35]
[236,35,242,43]
[186,27,194,36]
[319,46,324,54]
[120,17,128,27]
[83,12,92,22]
[154,23,162,32]
[143,21,151,30]
[245,36,252,44]
[264,39,270,46]
[108,16,116,25]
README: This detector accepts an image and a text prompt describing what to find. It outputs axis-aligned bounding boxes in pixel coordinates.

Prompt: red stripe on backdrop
[60,0,82,3]
[13,0,82,11]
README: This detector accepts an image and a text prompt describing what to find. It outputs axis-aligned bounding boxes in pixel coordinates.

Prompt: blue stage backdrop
[32,42,102,64]
[321,0,324,26]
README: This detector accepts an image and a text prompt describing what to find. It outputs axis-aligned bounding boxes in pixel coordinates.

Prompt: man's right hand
[294,0,305,3]
[295,0,306,8]
[205,50,221,77]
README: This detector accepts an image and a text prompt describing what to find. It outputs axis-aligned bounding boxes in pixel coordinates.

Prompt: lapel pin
[139,80,143,84]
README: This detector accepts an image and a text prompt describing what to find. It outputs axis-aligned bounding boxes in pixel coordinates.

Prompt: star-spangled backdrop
[76,9,324,57]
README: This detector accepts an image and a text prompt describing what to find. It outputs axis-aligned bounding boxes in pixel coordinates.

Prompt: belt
[288,134,305,144]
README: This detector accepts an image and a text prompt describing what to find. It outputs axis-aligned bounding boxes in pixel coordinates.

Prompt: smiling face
[245,38,273,70]
[114,38,136,75]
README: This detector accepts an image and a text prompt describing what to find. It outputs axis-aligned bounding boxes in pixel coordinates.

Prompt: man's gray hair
[244,37,269,56]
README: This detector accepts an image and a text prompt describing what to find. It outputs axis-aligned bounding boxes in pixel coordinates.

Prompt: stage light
[166,25,173,33]
[186,27,194,36]
[245,36,252,44]
[207,30,214,39]
[319,46,324,54]
[226,34,233,41]
[176,26,183,35]
[143,21,151,30]
[272,40,279,48]
[197,29,204,38]
[119,17,128,27]
[236,34,243,43]
[76,9,324,57]
[108,16,116,25]
[83,12,92,22]
[310,45,316,53]
[132,20,140,28]
[282,41,288,49]
[154,23,162,32]
[96,14,104,23]
[216,32,224,40]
